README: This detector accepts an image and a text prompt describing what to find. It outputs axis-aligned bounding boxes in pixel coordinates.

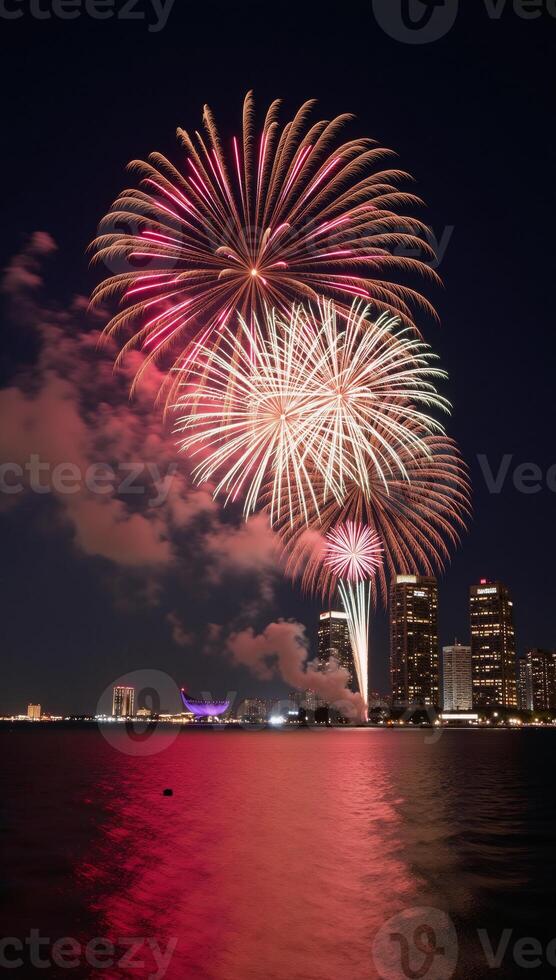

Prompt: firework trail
[337,581,371,713]
[324,522,384,709]
[172,300,450,525]
[91,92,439,397]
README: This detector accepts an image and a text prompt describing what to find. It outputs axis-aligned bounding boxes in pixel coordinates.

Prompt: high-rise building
[318,611,355,689]
[520,649,556,712]
[518,657,533,711]
[238,698,268,724]
[470,580,517,707]
[302,690,325,713]
[390,575,439,706]
[112,686,135,717]
[288,689,325,715]
[441,642,472,711]
[27,703,41,720]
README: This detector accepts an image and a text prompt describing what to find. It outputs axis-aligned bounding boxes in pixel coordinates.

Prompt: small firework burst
[324,522,384,582]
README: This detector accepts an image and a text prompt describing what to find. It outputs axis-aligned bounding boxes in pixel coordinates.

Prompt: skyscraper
[238,698,268,724]
[318,611,355,689]
[112,686,135,717]
[520,649,556,712]
[518,657,533,711]
[441,643,472,711]
[390,575,439,707]
[470,580,517,708]
[302,690,325,713]
[27,703,41,720]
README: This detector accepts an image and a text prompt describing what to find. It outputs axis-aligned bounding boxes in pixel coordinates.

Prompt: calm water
[1,727,555,979]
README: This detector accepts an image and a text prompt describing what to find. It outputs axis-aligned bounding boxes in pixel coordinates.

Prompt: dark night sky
[1,0,555,714]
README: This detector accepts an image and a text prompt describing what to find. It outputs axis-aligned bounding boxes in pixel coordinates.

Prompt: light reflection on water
[2,728,555,979]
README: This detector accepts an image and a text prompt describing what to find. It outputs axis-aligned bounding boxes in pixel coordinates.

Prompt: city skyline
[10,571,555,717]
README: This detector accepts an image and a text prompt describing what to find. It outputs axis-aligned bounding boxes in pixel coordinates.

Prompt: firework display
[94,94,469,718]
[91,92,438,396]
[173,300,451,525]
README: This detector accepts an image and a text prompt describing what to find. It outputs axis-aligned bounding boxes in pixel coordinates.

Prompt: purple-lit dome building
[180,689,230,718]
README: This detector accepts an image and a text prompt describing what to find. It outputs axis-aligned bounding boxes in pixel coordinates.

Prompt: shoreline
[1,719,554,732]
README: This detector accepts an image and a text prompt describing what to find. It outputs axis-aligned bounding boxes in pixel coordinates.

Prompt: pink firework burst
[324,522,384,582]
[91,92,439,398]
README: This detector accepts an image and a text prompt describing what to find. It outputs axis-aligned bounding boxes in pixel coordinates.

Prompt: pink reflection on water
[75,731,426,980]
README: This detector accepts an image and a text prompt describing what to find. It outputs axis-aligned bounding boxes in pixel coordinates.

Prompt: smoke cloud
[226,620,365,720]
[0,233,281,605]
